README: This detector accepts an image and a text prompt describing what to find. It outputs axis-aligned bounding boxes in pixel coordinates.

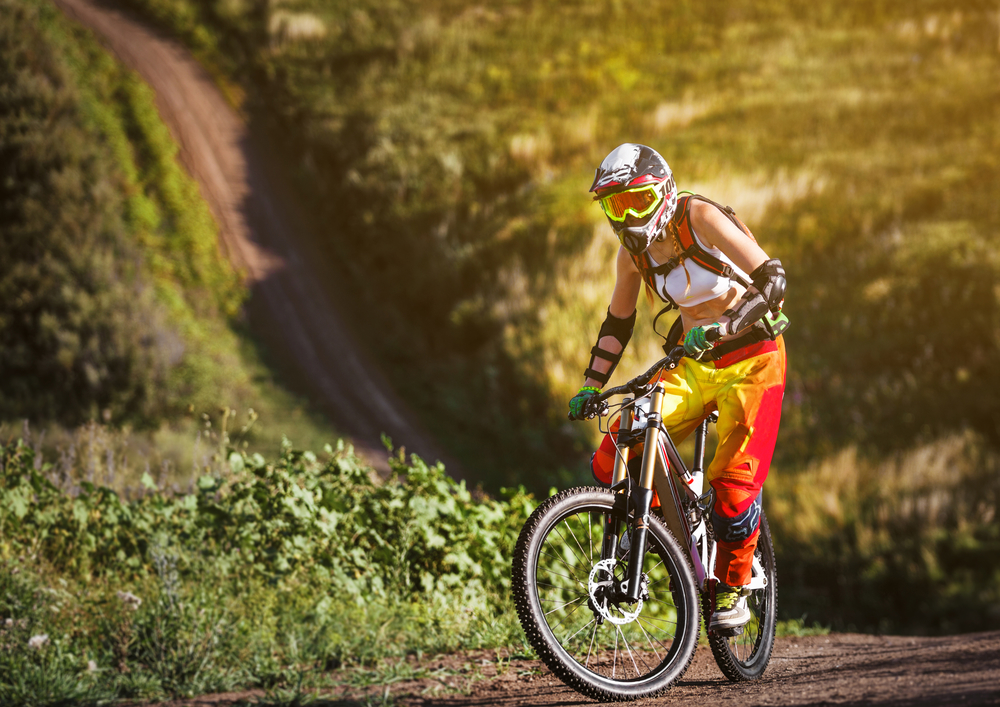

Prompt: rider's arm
[582,247,643,389]
[689,201,786,335]
[690,200,768,274]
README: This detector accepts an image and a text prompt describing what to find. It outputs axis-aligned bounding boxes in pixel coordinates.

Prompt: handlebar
[581,326,723,419]
[593,346,686,405]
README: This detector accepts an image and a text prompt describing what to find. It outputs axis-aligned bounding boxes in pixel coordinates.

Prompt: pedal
[714,625,744,637]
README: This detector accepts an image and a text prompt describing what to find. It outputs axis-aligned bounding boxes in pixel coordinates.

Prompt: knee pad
[712,491,762,544]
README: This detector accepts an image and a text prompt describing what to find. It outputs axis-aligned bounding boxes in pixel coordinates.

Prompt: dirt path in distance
[54,0,459,476]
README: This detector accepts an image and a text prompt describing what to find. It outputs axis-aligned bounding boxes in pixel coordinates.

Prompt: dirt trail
[54,0,458,475]
[405,632,1000,706]
[148,632,1000,706]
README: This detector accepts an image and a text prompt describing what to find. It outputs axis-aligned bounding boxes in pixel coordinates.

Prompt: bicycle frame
[605,377,767,604]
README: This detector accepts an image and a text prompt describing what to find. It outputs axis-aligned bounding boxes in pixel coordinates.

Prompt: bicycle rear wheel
[512,487,700,702]
[708,512,778,681]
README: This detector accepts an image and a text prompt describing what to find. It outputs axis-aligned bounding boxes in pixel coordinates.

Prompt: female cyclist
[567,143,789,632]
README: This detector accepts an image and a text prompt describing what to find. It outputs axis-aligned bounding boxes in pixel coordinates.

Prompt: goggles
[596,184,663,222]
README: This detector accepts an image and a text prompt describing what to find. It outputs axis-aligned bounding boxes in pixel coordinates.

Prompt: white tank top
[648,228,750,307]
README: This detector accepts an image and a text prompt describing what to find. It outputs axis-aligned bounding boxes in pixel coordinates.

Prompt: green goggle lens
[598,185,662,222]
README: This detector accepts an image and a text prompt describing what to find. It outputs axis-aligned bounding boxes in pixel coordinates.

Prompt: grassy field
[114,0,1000,486]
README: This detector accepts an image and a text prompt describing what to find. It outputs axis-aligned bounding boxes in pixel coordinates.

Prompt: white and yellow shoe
[711,586,750,632]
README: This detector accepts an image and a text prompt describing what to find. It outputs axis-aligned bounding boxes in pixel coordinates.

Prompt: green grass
[776,617,831,638]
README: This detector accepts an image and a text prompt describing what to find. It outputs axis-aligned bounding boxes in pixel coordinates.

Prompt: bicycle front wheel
[709,512,778,681]
[512,487,700,702]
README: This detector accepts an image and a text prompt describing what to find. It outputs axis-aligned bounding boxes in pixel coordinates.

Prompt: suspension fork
[623,381,667,602]
[601,398,633,564]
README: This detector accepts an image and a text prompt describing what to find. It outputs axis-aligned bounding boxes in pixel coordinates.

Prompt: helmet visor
[597,185,662,222]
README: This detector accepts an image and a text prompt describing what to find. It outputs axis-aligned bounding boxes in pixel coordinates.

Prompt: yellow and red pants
[591,337,786,587]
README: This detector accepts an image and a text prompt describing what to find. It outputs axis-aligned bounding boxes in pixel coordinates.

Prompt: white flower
[27,634,49,650]
[87,660,98,673]
[3,618,12,627]
[116,591,142,610]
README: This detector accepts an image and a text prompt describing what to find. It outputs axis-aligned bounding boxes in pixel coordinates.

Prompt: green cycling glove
[683,323,723,359]
[568,386,601,421]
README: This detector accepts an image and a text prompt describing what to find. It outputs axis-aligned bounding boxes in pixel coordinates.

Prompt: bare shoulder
[688,198,740,249]
[689,197,769,271]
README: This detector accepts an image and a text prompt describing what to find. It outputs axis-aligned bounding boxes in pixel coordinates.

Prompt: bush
[0,432,535,697]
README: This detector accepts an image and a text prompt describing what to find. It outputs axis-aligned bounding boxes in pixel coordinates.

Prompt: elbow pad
[584,309,636,386]
[751,258,786,314]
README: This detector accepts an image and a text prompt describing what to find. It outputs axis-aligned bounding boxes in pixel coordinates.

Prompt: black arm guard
[584,309,636,386]
[750,258,786,314]
[722,291,770,335]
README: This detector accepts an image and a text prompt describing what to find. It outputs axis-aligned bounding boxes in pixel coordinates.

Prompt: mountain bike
[512,344,777,701]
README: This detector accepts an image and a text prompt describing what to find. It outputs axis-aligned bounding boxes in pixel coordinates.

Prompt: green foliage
[775,617,831,638]
[0,437,531,599]
[0,433,536,697]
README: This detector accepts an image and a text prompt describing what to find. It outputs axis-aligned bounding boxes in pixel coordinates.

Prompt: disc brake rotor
[588,558,643,626]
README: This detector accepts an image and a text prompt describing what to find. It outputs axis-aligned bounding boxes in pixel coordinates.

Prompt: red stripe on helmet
[627,174,659,187]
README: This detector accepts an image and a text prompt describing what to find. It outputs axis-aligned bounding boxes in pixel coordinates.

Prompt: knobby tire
[512,487,700,702]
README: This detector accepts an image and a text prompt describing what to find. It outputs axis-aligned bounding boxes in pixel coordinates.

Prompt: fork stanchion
[624,381,665,602]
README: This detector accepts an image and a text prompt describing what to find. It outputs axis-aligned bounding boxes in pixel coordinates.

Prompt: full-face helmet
[590,144,677,256]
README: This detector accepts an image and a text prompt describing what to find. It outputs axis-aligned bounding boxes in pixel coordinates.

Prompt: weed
[776,617,831,638]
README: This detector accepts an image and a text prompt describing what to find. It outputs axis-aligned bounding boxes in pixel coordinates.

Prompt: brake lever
[586,400,610,420]
[630,382,654,396]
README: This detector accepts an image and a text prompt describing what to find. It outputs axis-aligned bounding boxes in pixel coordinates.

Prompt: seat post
[693,419,709,476]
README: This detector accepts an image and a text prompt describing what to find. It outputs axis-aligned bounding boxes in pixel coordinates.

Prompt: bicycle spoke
[561,516,593,568]
[612,626,620,678]
[634,616,666,661]
[617,626,644,677]
[536,580,584,595]
[544,595,587,616]
[585,620,599,668]
[634,614,677,628]
[536,567,584,586]
[549,597,587,634]
[636,616,676,640]
[562,615,598,646]
[540,548,586,576]
[550,524,589,568]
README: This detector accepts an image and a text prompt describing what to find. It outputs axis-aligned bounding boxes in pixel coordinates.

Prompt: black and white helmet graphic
[590,144,677,256]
